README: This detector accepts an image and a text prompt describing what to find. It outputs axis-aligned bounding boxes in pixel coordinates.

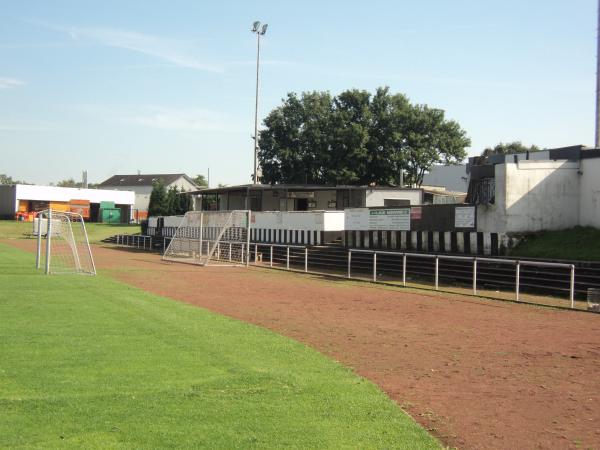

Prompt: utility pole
[596,0,600,147]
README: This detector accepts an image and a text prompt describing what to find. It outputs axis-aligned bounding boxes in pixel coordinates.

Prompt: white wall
[14,184,135,210]
[579,157,600,227]
[477,161,581,233]
[252,211,345,231]
[365,189,422,207]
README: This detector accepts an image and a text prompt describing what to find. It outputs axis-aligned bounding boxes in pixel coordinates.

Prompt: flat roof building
[0,184,135,222]
[192,184,427,212]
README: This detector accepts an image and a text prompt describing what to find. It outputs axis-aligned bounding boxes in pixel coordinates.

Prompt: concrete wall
[422,164,469,192]
[365,189,422,207]
[579,157,600,227]
[477,161,581,233]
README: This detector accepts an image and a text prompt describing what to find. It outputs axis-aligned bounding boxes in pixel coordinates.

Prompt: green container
[100,201,115,209]
[100,208,121,224]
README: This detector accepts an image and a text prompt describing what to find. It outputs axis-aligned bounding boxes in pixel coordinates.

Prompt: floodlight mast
[251,20,268,184]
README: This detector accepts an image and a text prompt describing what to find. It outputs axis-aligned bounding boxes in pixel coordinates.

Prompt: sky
[0,0,597,186]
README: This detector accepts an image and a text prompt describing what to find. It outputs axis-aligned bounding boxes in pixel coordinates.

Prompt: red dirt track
[10,241,600,449]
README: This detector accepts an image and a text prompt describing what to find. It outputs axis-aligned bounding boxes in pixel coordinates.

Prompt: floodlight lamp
[260,24,268,35]
[252,21,261,32]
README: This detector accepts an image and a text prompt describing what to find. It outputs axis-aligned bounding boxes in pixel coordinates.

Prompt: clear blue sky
[0,0,596,186]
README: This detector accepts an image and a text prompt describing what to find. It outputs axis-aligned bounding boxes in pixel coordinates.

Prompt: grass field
[0,243,438,449]
[0,220,140,244]
[509,226,600,261]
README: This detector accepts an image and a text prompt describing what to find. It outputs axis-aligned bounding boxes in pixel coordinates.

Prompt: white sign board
[345,208,410,231]
[454,206,475,228]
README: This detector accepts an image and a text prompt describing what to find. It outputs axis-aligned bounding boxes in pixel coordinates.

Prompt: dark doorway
[295,198,308,211]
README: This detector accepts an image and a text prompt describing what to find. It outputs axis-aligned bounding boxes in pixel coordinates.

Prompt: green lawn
[509,226,600,261]
[0,243,438,449]
[0,220,140,244]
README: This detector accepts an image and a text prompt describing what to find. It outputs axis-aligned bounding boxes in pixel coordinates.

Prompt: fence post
[347,250,352,278]
[270,245,273,267]
[570,265,575,309]
[304,247,308,272]
[149,236,152,251]
[217,243,220,260]
[373,252,377,282]
[402,254,406,286]
[36,215,42,269]
[255,244,258,264]
[199,212,203,259]
[515,262,520,301]
[286,246,290,270]
[473,258,478,295]
[45,209,52,274]
[241,243,245,264]
[163,237,166,253]
[229,242,232,262]
[434,256,439,290]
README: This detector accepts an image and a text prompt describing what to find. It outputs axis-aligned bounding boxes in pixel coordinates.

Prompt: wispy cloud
[0,77,25,89]
[73,104,243,132]
[34,21,223,73]
[124,107,234,131]
[0,120,55,131]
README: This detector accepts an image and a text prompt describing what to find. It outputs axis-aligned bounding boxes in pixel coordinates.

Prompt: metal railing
[111,235,578,309]
[345,249,576,308]
[115,234,153,251]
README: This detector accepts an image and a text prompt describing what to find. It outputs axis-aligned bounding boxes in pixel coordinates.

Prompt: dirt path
[9,241,600,449]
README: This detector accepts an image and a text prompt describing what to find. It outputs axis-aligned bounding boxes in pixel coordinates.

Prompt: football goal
[162,210,250,266]
[35,209,96,275]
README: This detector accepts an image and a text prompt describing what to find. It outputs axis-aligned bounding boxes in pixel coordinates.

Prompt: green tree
[258,87,470,186]
[193,174,208,187]
[165,186,179,215]
[0,174,30,185]
[56,178,78,187]
[148,179,168,217]
[402,105,470,186]
[176,191,193,214]
[481,141,541,158]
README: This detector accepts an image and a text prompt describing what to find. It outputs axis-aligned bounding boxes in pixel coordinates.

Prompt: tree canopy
[0,174,30,185]
[481,141,541,157]
[148,180,192,217]
[258,87,470,186]
[193,174,208,187]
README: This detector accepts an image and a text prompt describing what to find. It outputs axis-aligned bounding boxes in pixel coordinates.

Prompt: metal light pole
[596,0,600,147]
[251,21,268,183]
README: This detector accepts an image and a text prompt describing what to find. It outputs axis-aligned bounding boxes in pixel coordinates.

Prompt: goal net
[162,210,250,266]
[35,210,96,275]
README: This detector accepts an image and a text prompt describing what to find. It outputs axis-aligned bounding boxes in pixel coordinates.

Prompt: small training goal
[162,210,250,266]
[35,209,96,275]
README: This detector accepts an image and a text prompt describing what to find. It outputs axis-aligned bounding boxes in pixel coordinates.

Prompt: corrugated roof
[98,174,197,188]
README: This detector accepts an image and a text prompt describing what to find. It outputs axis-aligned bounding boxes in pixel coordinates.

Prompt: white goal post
[162,210,250,266]
[35,209,96,275]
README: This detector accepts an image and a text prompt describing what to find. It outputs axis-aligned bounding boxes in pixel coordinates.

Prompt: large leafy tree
[258,87,470,186]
